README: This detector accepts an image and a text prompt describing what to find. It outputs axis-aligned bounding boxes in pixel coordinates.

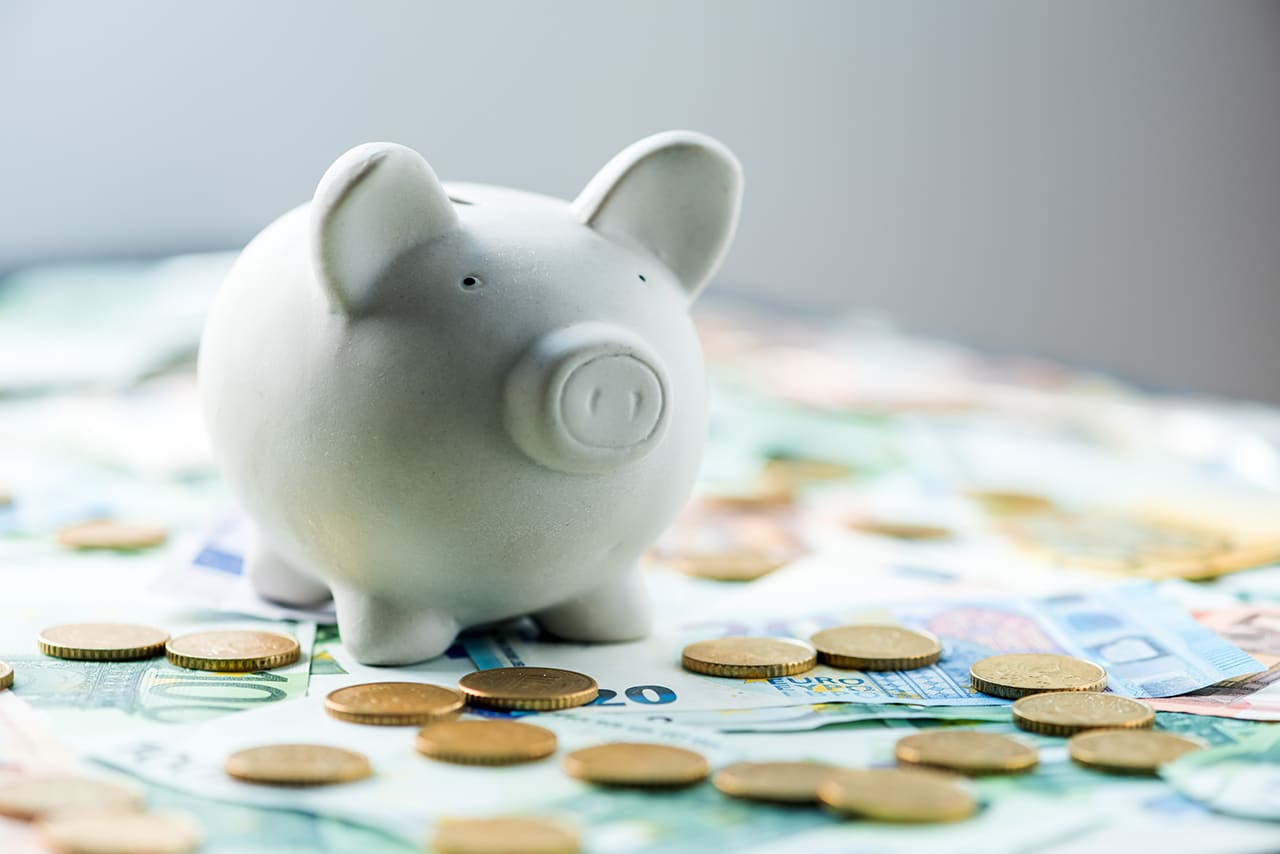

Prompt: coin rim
[810,625,943,671]
[1012,692,1155,737]
[457,667,598,711]
[969,654,1107,699]
[37,623,171,662]
[323,682,465,726]
[562,742,711,788]
[894,731,1039,775]
[165,631,301,672]
[413,720,559,765]
[1067,729,1204,775]
[224,744,372,785]
[680,637,818,679]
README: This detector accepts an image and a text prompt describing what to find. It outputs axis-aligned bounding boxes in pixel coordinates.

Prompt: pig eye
[460,275,481,290]
[637,274,647,283]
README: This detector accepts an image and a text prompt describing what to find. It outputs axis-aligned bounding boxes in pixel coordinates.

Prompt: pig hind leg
[331,586,460,665]
[534,564,652,642]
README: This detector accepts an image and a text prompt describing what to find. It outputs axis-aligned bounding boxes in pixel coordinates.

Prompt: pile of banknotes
[1,254,1278,853]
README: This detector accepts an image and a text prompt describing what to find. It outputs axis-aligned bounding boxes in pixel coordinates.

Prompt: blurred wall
[2,1,1278,400]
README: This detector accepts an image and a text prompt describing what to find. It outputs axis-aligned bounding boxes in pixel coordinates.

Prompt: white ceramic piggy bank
[198,131,743,664]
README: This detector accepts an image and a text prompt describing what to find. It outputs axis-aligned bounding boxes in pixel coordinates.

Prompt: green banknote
[1161,724,1280,822]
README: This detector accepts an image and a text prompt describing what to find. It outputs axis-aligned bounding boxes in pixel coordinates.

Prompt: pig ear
[311,142,458,314]
[573,131,743,301]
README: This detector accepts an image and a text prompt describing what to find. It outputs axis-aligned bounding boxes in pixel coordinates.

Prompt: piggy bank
[198,131,743,664]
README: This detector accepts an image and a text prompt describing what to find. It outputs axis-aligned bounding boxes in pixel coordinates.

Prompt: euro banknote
[650,701,1014,732]
[1161,724,1280,822]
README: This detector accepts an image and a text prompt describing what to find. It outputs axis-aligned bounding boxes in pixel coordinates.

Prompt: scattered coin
[0,488,10,507]
[967,490,1055,516]
[809,624,942,670]
[562,742,710,788]
[38,810,204,854]
[1013,691,1155,736]
[969,653,1106,699]
[0,777,143,820]
[225,744,371,786]
[681,636,817,678]
[458,667,597,711]
[894,730,1038,775]
[0,659,12,691]
[324,682,464,726]
[712,760,835,803]
[699,490,794,511]
[431,816,580,854]
[37,623,169,662]
[415,720,557,765]
[818,767,976,823]
[1068,729,1204,775]
[56,521,168,551]
[674,550,786,581]
[166,630,300,672]
[847,520,952,541]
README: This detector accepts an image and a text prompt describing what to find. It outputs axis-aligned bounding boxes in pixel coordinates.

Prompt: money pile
[2,255,1280,853]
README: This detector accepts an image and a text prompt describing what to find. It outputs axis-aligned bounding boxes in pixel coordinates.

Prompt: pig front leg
[331,585,460,666]
[534,565,652,642]
[246,538,332,606]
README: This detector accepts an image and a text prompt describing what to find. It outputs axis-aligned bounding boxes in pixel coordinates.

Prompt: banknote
[464,577,1260,712]
[1149,607,1280,720]
[639,702,1013,732]
[1161,724,1280,822]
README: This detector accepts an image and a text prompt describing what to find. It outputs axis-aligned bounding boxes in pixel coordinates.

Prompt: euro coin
[0,659,12,690]
[712,761,835,803]
[674,550,785,581]
[809,624,942,670]
[894,731,1037,775]
[562,742,709,788]
[415,720,557,765]
[1068,729,1204,775]
[1013,691,1154,736]
[970,653,1106,698]
[431,816,580,854]
[458,667,597,711]
[38,810,204,854]
[225,744,371,785]
[967,490,1054,515]
[818,767,976,823]
[38,623,169,662]
[56,521,167,550]
[681,637,817,678]
[848,520,952,541]
[166,630,300,672]
[0,777,143,820]
[324,682,464,726]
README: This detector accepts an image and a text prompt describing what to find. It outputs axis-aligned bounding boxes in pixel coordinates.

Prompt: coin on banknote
[681,636,817,678]
[809,624,942,670]
[38,623,170,662]
[458,667,597,711]
[225,744,371,785]
[0,777,143,820]
[56,521,168,550]
[894,731,1038,775]
[562,742,710,788]
[674,550,786,581]
[818,767,976,823]
[38,810,204,854]
[966,490,1055,516]
[0,659,12,690]
[847,520,952,541]
[431,816,580,854]
[1013,691,1155,736]
[415,720,557,765]
[712,761,836,803]
[324,682,464,726]
[1068,729,1204,775]
[761,457,853,492]
[166,630,300,672]
[969,653,1106,698]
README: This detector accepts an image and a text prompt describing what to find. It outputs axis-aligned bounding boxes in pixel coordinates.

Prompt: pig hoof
[535,568,652,642]
[332,588,459,665]
[246,540,331,606]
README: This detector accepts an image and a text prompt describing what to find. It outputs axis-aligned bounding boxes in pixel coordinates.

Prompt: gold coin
[38,623,169,662]
[56,521,167,550]
[1069,729,1204,775]
[38,810,204,854]
[324,682,464,726]
[458,667,597,711]
[967,490,1055,516]
[0,659,12,690]
[712,761,835,803]
[969,653,1106,698]
[809,625,942,670]
[166,630,300,672]
[562,742,710,788]
[681,637,817,678]
[431,816,580,854]
[225,744,371,785]
[0,777,143,820]
[848,520,952,541]
[674,550,785,581]
[819,767,976,823]
[1013,691,1155,736]
[415,720,557,765]
[894,731,1038,775]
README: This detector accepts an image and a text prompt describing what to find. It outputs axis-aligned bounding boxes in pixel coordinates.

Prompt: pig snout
[504,323,670,474]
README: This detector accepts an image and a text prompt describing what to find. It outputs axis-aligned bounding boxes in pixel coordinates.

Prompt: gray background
[2,1,1278,400]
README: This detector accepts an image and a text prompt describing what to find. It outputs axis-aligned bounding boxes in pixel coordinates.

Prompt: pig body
[198,132,743,664]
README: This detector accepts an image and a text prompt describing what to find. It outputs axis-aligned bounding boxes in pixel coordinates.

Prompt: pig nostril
[588,388,602,414]
[629,390,641,419]
[461,275,480,289]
